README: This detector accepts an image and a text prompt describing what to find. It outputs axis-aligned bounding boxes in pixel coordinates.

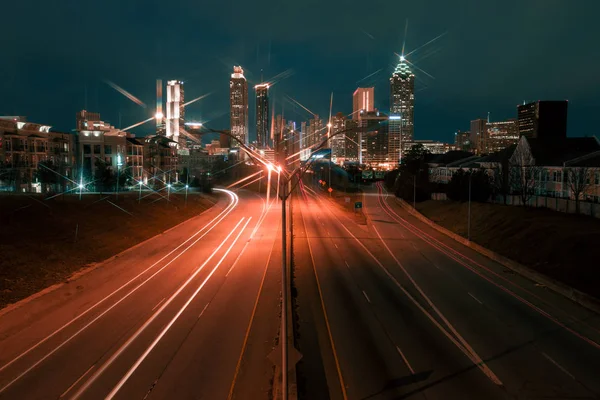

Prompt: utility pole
[413,174,416,209]
[468,171,472,241]
[280,177,288,400]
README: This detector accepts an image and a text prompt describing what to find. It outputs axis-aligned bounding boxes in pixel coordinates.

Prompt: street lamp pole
[468,171,472,241]
[413,174,416,209]
[280,178,288,400]
[200,126,366,400]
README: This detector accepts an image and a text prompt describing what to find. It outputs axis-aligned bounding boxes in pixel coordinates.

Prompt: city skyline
[1,2,599,143]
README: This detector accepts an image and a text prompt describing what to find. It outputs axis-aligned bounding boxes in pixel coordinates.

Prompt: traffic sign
[328,187,333,193]
[355,201,363,209]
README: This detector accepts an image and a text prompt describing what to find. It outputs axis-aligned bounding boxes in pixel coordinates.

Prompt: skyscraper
[230,66,249,146]
[517,100,568,140]
[470,119,487,154]
[330,112,347,163]
[389,56,415,165]
[352,87,374,120]
[255,83,270,148]
[360,110,389,167]
[166,80,184,146]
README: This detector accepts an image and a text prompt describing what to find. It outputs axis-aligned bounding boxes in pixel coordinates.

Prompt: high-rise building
[470,119,487,154]
[352,87,374,120]
[485,119,519,153]
[330,112,347,163]
[255,83,270,148]
[229,66,249,146]
[273,115,286,163]
[304,115,324,154]
[389,56,415,166]
[454,130,471,151]
[344,119,360,162]
[360,110,389,167]
[166,80,184,146]
[518,100,568,140]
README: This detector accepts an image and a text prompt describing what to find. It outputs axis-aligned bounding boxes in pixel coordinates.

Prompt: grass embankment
[416,200,600,298]
[0,191,216,308]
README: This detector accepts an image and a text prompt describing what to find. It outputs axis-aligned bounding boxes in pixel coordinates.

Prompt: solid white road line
[370,223,502,386]
[301,207,348,400]
[103,217,252,400]
[0,191,239,395]
[70,217,248,400]
[344,261,350,269]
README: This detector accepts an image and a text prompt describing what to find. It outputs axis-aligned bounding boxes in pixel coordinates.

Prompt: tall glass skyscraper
[230,66,249,146]
[389,56,414,165]
[255,83,270,148]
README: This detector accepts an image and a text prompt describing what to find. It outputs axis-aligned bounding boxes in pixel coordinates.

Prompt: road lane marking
[376,185,600,350]
[0,191,240,394]
[344,261,350,268]
[59,365,95,398]
[71,217,249,400]
[395,346,415,375]
[301,207,348,400]
[343,222,502,386]
[227,217,279,399]
[541,352,576,380]
[334,243,338,249]
[198,303,210,319]
[152,298,166,311]
[468,292,483,305]
[362,291,371,303]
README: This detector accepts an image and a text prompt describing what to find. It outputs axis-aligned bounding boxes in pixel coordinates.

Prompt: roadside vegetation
[0,191,216,308]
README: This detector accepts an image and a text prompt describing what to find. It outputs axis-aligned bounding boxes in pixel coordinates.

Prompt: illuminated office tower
[389,55,414,165]
[166,80,184,146]
[230,66,249,146]
[255,83,270,147]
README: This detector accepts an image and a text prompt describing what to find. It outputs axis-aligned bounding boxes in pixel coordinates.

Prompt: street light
[193,125,367,400]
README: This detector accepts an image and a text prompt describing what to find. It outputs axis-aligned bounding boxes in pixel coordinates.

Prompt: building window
[83,144,91,154]
[595,172,600,185]
[94,144,101,154]
[105,145,112,154]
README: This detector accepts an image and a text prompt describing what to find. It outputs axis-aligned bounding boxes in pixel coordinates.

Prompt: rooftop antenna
[260,69,264,83]
[487,111,490,123]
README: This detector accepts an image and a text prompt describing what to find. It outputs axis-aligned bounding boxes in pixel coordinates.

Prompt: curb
[0,194,222,319]
[395,197,600,316]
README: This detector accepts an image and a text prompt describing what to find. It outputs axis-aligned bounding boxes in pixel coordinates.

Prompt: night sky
[1,1,599,143]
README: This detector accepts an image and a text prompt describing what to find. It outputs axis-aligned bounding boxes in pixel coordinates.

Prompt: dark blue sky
[1,0,599,143]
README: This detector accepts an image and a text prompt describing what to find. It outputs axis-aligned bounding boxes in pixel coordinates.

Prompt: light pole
[199,126,367,400]
[138,180,143,203]
[468,171,472,241]
[413,174,416,209]
[116,153,122,201]
[167,183,171,201]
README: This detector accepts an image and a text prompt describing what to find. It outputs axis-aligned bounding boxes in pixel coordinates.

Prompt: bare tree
[566,166,591,214]
[509,143,541,206]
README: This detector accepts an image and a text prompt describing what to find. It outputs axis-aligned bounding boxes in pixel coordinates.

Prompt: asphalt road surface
[294,181,600,400]
[0,188,283,400]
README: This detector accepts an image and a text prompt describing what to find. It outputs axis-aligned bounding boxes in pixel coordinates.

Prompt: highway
[294,181,600,399]
[0,189,283,400]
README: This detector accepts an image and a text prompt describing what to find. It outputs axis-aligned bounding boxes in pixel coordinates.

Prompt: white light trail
[104,80,146,108]
[121,117,154,131]
[182,92,212,107]
[285,95,316,117]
